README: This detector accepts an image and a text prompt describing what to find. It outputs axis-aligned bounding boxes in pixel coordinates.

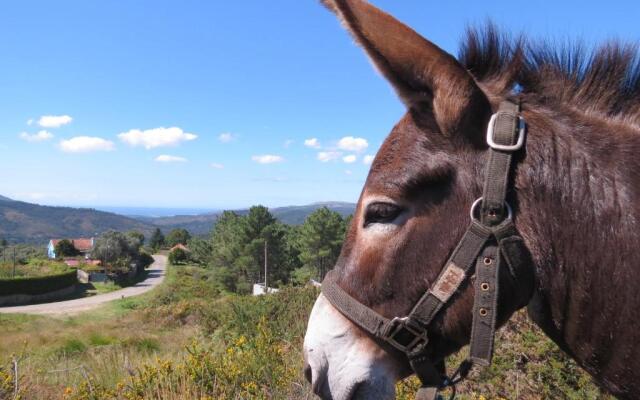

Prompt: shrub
[0,259,70,279]
[0,270,77,296]
[291,265,315,286]
[56,339,87,357]
[165,229,191,247]
[137,252,154,269]
[168,248,189,265]
[123,337,161,354]
[88,333,115,347]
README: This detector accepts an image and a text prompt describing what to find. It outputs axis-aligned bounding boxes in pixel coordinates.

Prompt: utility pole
[264,239,268,293]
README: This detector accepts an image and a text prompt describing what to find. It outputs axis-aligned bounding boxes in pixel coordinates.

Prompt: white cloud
[283,139,294,148]
[26,119,34,126]
[317,151,342,162]
[345,170,353,175]
[37,115,73,128]
[19,130,54,142]
[118,127,197,149]
[363,154,375,165]
[304,138,321,149]
[59,136,115,153]
[337,136,368,152]
[218,132,236,143]
[343,154,357,163]
[210,162,225,169]
[155,155,187,163]
[252,154,284,164]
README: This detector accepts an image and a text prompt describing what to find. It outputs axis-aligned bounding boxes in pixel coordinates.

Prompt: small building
[170,244,190,252]
[252,283,280,296]
[47,238,95,259]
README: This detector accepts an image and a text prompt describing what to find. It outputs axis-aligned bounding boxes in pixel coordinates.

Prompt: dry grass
[0,265,612,400]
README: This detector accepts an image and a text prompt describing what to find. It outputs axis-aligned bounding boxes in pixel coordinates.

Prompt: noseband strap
[321,100,535,400]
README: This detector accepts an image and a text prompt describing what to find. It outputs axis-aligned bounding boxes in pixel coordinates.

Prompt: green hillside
[0,199,156,244]
[0,197,355,243]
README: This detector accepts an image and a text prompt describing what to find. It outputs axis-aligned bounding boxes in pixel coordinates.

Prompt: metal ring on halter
[469,197,513,222]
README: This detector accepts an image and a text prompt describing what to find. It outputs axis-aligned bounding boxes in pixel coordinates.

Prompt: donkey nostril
[304,363,313,384]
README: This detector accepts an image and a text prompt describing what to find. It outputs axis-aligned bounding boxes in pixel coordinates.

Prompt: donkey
[303,0,640,399]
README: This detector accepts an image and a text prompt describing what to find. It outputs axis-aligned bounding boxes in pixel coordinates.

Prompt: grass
[0,264,613,400]
[89,281,121,295]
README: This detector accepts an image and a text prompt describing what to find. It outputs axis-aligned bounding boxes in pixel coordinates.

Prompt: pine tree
[296,207,348,280]
[149,228,165,251]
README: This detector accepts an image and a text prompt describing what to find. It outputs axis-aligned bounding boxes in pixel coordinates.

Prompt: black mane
[459,25,640,126]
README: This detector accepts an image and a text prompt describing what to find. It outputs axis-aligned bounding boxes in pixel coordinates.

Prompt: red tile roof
[170,244,190,252]
[51,238,94,252]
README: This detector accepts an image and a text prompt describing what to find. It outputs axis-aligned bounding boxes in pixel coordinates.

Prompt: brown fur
[320,1,640,398]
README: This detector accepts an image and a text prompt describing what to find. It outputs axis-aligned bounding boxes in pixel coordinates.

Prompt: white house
[47,238,95,259]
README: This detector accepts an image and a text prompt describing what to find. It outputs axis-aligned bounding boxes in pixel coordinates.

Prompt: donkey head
[303,1,527,398]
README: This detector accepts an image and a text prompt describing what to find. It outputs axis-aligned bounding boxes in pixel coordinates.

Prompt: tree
[209,211,246,292]
[187,236,212,265]
[242,206,276,240]
[149,228,165,251]
[296,207,347,281]
[205,205,345,293]
[166,228,191,247]
[127,231,145,247]
[54,239,80,258]
[137,251,155,269]
[91,231,143,273]
[240,206,293,287]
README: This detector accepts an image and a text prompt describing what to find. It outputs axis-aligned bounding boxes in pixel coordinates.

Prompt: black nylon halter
[321,101,535,400]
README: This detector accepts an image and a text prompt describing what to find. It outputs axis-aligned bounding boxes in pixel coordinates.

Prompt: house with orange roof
[47,238,95,259]
[170,243,190,252]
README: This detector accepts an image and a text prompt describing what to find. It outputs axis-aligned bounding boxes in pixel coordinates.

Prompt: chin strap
[321,100,534,400]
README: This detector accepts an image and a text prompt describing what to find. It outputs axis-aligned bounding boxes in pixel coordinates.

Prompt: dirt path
[0,255,167,316]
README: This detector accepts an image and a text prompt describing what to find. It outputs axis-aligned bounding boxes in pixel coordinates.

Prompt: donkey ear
[322,0,490,137]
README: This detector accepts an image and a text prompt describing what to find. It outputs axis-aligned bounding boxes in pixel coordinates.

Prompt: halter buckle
[486,113,526,152]
[384,317,428,353]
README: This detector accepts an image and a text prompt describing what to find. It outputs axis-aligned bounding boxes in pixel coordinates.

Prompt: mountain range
[0,195,356,244]
[139,201,356,235]
[0,196,155,244]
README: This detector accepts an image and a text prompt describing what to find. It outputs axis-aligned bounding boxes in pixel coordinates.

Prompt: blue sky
[1,1,638,209]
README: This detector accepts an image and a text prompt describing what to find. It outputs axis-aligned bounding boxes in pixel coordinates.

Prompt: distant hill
[0,198,156,244]
[270,202,356,225]
[0,195,356,244]
[138,202,356,235]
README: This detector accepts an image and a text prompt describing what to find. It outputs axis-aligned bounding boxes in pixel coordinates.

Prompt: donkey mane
[459,25,640,128]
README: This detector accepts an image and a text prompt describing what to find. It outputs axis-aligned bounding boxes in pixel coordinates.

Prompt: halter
[321,100,535,400]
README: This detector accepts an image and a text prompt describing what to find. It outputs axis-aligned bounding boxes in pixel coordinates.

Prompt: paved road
[0,255,167,316]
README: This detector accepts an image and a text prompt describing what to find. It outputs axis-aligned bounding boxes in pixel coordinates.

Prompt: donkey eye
[364,202,404,227]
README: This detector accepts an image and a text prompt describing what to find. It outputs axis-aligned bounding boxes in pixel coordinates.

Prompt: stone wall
[0,285,77,307]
